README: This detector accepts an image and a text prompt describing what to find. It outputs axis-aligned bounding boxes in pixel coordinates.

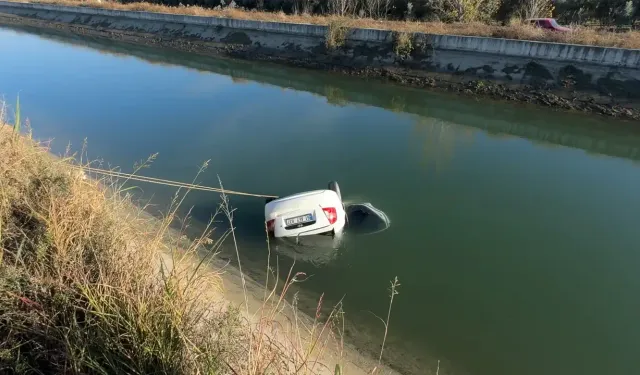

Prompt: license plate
[285,214,314,227]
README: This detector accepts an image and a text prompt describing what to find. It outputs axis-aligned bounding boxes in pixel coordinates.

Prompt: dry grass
[8,0,640,49]
[393,32,413,58]
[0,104,240,373]
[0,101,400,375]
[326,19,349,49]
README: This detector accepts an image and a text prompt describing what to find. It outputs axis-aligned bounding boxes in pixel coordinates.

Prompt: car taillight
[266,219,275,232]
[322,207,337,224]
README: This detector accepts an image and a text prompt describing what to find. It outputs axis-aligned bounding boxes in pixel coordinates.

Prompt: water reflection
[3,25,640,375]
[5,24,640,164]
[324,86,349,107]
[413,116,477,171]
[272,236,340,266]
[272,203,391,265]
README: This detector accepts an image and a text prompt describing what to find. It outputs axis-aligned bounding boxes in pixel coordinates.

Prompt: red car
[526,18,571,32]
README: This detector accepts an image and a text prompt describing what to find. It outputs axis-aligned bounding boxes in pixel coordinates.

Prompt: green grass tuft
[393,32,414,58]
[326,19,349,49]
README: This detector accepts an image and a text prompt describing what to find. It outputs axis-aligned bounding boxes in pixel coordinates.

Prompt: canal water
[2,25,640,375]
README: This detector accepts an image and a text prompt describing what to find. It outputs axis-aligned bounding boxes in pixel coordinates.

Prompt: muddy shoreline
[1,12,639,121]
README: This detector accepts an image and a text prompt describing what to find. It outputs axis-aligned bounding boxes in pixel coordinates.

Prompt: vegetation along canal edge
[0,96,408,375]
[0,0,639,120]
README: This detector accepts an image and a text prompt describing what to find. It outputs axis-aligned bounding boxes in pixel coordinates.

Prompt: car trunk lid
[266,190,326,216]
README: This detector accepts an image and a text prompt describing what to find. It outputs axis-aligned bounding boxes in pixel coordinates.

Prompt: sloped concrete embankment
[0,0,639,115]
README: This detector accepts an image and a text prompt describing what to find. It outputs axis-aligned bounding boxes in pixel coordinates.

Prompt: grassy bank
[0,110,243,373]
[6,0,640,49]
[0,103,399,374]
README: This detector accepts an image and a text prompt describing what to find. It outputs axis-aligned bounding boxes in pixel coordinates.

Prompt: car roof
[526,18,553,21]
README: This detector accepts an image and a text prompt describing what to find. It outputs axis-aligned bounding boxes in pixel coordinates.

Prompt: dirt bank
[158,238,400,375]
[0,12,638,121]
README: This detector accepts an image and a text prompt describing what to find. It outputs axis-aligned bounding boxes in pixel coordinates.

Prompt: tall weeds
[0,121,234,373]
[0,106,400,374]
[326,19,349,49]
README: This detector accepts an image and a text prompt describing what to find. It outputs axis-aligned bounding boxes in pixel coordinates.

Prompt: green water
[2,24,640,375]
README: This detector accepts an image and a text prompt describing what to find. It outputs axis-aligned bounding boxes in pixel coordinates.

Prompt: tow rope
[73,165,279,199]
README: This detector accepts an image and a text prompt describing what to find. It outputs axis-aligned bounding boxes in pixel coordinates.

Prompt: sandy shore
[145,204,401,375]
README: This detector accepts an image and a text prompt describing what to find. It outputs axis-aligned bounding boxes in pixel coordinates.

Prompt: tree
[363,0,393,18]
[364,0,381,17]
[518,0,554,19]
[554,0,597,24]
[596,0,633,24]
[443,0,502,21]
[328,0,356,15]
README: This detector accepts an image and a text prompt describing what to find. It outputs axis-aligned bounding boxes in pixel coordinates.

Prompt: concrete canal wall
[0,0,639,99]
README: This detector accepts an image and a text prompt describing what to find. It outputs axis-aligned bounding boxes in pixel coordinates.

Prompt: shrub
[326,19,349,49]
[438,0,503,22]
[394,32,414,58]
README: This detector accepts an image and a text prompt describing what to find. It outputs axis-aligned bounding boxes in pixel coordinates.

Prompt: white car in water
[265,181,346,238]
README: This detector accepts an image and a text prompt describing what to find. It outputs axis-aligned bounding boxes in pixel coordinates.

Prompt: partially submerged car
[526,18,571,32]
[265,181,346,239]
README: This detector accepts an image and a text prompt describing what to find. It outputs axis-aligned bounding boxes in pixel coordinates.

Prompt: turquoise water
[1,24,640,375]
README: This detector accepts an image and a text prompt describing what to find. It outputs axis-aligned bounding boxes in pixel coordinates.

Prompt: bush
[394,32,414,57]
[326,19,349,49]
